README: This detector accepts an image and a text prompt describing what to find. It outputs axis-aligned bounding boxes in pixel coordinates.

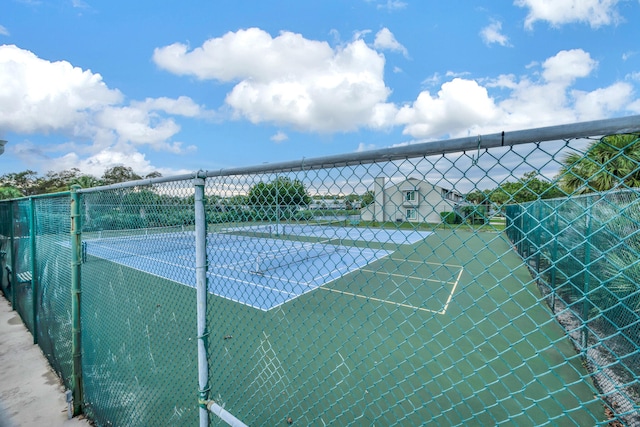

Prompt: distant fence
[505,190,640,420]
[1,115,640,426]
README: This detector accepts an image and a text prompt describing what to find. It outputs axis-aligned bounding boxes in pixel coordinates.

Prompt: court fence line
[0,115,639,425]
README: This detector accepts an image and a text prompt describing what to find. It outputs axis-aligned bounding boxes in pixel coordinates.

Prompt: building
[360,177,463,224]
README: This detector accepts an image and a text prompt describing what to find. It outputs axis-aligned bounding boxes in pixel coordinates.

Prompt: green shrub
[440,211,462,224]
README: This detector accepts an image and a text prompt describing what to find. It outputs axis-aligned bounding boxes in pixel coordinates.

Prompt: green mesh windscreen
[79,181,199,426]
[34,195,74,387]
[505,190,640,421]
[12,199,34,333]
[0,201,13,299]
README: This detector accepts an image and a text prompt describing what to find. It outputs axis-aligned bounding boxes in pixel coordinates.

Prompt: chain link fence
[1,116,639,426]
[505,189,640,423]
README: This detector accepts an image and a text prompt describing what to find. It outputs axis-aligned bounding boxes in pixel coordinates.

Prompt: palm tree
[559,133,640,194]
[70,175,101,189]
[0,186,23,200]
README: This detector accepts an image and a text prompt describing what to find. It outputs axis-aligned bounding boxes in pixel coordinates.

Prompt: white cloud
[0,44,122,134]
[628,99,640,114]
[366,0,407,11]
[131,96,208,117]
[445,70,471,78]
[356,142,377,152]
[541,49,597,83]
[155,30,636,141]
[480,20,511,46]
[0,25,9,36]
[395,78,501,138]
[373,28,408,57]
[270,131,288,142]
[154,28,392,133]
[393,49,634,138]
[515,0,621,29]
[422,72,441,87]
[0,44,206,173]
[572,82,633,119]
[71,0,89,9]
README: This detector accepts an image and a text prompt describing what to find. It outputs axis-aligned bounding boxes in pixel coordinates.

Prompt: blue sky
[1,0,640,178]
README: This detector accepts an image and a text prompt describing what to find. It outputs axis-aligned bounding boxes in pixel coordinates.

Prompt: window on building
[405,190,416,202]
[406,208,416,220]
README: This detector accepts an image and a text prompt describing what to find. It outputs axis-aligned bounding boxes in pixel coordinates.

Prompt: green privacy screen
[0,116,639,426]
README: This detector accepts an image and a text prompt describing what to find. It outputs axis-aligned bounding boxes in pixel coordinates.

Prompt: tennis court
[81,227,403,311]
[224,223,432,245]
[78,225,602,425]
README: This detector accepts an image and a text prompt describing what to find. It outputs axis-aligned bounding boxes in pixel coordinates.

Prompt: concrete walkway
[0,297,91,427]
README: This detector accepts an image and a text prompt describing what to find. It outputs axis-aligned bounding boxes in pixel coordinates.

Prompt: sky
[1,0,640,179]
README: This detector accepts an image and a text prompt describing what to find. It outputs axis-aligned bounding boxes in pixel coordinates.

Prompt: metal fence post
[70,185,84,416]
[8,200,16,309]
[194,173,209,427]
[29,197,38,344]
[550,207,558,309]
[581,201,593,351]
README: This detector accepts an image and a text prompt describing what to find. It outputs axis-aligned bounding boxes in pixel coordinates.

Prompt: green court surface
[72,227,605,426]
[205,229,604,426]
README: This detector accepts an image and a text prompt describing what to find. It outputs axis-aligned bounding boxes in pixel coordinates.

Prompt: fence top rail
[204,115,640,177]
[209,115,640,176]
[42,114,640,194]
[0,191,71,204]
[77,173,196,194]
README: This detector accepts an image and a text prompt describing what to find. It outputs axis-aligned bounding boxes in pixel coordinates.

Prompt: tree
[0,186,23,200]
[361,190,375,207]
[0,170,38,195]
[344,194,361,210]
[559,133,640,194]
[466,189,491,204]
[101,166,143,185]
[70,174,101,189]
[489,171,564,206]
[34,168,81,194]
[247,177,310,220]
[144,171,163,179]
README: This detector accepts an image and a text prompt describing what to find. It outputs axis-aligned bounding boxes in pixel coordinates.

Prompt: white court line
[441,267,464,314]
[319,286,442,314]
[322,265,465,315]
[360,269,456,285]
[387,257,462,268]
[206,271,301,296]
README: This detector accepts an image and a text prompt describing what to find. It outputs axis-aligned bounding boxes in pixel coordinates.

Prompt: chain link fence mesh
[505,189,640,423]
[79,181,199,425]
[0,119,639,426]
[35,195,75,387]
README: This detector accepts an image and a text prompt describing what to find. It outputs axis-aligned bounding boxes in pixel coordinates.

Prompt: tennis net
[82,227,195,261]
[251,242,344,275]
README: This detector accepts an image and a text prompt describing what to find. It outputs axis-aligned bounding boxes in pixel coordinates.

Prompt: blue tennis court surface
[82,231,398,311]
[224,224,432,245]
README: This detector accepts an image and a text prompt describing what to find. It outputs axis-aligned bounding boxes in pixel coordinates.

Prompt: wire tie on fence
[472,135,482,165]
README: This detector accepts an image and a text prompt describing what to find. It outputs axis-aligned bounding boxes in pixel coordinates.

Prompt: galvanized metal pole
[70,185,84,416]
[29,197,38,344]
[581,200,593,352]
[550,209,558,309]
[194,174,209,427]
[8,200,16,309]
